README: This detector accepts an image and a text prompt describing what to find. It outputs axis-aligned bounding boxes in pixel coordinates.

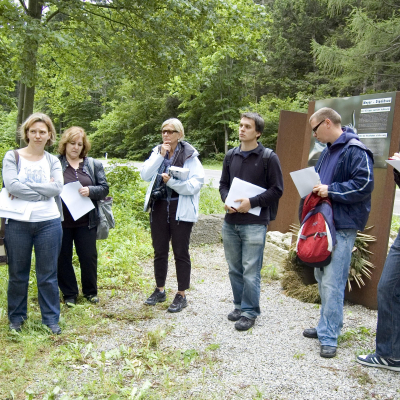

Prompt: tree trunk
[16,0,43,147]
[224,123,228,154]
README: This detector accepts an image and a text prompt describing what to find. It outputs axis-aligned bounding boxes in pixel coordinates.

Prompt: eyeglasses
[161,130,179,135]
[312,119,326,133]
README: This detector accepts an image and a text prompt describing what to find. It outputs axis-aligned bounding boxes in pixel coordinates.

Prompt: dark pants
[58,226,98,299]
[6,218,62,325]
[376,229,400,358]
[150,200,193,291]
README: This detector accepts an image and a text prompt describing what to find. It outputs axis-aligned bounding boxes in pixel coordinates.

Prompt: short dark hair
[241,112,264,135]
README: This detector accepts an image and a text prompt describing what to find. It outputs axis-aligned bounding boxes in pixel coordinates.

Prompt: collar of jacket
[236,142,263,156]
[58,155,93,179]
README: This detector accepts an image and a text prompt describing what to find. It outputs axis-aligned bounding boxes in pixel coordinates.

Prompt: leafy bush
[199,183,224,215]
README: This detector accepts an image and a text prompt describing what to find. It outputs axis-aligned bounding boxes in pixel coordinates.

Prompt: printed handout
[386,159,400,172]
[290,167,320,198]
[225,177,266,216]
[60,181,95,221]
[0,188,33,221]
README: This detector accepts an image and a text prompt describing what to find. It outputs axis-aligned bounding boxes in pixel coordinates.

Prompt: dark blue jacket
[315,128,374,231]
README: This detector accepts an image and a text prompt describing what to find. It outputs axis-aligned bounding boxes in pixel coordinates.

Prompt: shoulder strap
[262,147,273,185]
[225,147,238,168]
[13,150,19,166]
[87,157,97,185]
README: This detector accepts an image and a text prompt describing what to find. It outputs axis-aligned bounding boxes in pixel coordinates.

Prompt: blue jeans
[222,222,267,319]
[376,229,400,358]
[314,229,357,347]
[5,218,62,325]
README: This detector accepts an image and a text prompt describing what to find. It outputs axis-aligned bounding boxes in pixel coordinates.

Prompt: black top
[62,160,94,228]
[219,143,284,225]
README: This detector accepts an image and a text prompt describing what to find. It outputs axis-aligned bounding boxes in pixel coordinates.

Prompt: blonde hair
[58,126,91,158]
[19,113,57,146]
[162,118,185,140]
[310,107,342,126]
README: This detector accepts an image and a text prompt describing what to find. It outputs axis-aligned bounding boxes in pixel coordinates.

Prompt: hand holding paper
[60,181,95,221]
[290,167,320,198]
[386,155,400,172]
[225,178,265,216]
[232,197,252,213]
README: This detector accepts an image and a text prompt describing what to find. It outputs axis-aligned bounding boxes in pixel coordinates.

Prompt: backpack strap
[87,157,96,184]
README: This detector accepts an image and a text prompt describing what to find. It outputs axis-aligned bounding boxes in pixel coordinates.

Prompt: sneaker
[357,353,400,372]
[167,293,187,313]
[64,296,77,307]
[9,321,23,332]
[320,345,336,358]
[145,288,166,306]
[47,324,62,335]
[234,316,255,331]
[303,328,318,339]
[228,309,242,321]
[85,295,99,304]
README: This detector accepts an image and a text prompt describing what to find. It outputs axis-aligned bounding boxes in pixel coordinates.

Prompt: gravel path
[94,243,398,400]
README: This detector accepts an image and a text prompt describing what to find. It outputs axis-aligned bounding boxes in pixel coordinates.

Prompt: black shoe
[47,324,62,335]
[303,328,318,339]
[85,295,99,304]
[320,345,336,358]
[228,309,242,321]
[9,321,23,332]
[234,316,255,331]
[145,288,166,305]
[64,296,77,307]
[167,293,187,313]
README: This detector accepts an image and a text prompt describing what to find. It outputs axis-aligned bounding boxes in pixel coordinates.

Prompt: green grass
[201,160,223,170]
[0,163,231,399]
[391,214,400,233]
[260,264,280,282]
[199,183,225,214]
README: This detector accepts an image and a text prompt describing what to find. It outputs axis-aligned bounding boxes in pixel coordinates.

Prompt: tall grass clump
[97,163,152,291]
[199,183,224,215]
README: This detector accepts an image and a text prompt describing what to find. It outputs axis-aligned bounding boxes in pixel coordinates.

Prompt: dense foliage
[1,0,399,158]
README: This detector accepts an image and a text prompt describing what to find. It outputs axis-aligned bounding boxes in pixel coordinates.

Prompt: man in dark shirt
[219,112,283,331]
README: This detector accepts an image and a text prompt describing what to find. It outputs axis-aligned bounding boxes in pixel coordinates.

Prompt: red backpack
[295,192,336,268]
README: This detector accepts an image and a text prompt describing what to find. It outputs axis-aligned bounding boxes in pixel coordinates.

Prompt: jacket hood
[329,126,374,161]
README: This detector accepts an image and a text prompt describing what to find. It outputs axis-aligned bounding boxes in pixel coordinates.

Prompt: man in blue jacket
[303,107,374,358]
[219,112,283,331]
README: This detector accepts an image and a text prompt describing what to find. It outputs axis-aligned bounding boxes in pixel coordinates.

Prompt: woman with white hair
[140,118,204,312]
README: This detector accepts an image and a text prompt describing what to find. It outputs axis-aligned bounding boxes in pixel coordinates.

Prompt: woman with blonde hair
[57,126,109,306]
[140,118,204,312]
[3,113,63,334]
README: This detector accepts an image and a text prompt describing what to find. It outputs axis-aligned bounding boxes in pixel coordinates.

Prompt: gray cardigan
[2,150,64,216]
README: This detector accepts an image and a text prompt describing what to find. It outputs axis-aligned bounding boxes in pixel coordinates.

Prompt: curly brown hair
[58,126,91,158]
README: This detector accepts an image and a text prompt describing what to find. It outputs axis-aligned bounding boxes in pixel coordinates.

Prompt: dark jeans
[376,230,400,358]
[150,200,193,291]
[5,218,62,325]
[58,226,98,298]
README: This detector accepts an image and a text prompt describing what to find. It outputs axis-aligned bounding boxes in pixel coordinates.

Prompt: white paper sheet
[0,188,33,220]
[386,159,400,172]
[60,181,95,221]
[290,167,320,198]
[225,177,266,216]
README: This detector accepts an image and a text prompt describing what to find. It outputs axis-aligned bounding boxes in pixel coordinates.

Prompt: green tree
[312,0,400,94]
